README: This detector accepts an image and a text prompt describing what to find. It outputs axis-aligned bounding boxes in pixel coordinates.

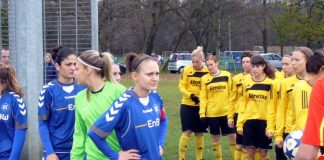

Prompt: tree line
[97,0,323,55]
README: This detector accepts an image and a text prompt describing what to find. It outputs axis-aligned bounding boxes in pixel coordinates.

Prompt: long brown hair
[0,64,24,97]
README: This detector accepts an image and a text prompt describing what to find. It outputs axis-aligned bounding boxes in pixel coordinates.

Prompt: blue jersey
[38,79,85,152]
[0,92,27,159]
[91,89,168,160]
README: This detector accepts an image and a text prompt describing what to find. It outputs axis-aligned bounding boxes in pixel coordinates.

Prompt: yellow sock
[241,148,247,160]
[194,134,204,160]
[212,142,222,160]
[178,133,190,160]
[255,149,261,160]
[230,141,236,158]
[234,145,242,160]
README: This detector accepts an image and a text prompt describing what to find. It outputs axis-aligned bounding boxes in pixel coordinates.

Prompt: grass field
[120,73,276,160]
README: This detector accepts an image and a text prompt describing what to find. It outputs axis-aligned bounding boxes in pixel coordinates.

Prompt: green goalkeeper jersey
[71,81,126,160]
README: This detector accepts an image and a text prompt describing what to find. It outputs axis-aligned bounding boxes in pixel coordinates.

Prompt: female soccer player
[71,50,125,160]
[274,53,296,160]
[297,50,324,160]
[88,53,168,159]
[178,46,209,160]
[200,54,235,159]
[228,51,252,160]
[38,47,85,160]
[0,64,27,160]
[237,55,277,160]
[291,50,323,131]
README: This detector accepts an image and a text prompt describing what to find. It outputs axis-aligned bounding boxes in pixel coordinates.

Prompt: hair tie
[77,57,102,71]
[133,57,152,71]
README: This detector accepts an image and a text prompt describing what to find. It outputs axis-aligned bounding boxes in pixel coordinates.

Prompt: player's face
[206,60,218,74]
[242,57,251,73]
[251,64,265,78]
[75,61,88,85]
[282,56,294,77]
[1,50,10,65]
[134,60,159,92]
[112,64,121,82]
[292,51,307,75]
[192,56,203,70]
[56,55,77,81]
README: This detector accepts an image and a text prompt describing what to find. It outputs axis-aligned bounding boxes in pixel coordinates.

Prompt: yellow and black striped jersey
[291,80,312,131]
[228,72,249,122]
[274,71,285,111]
[200,71,232,118]
[237,75,277,133]
[275,75,300,142]
[179,65,209,106]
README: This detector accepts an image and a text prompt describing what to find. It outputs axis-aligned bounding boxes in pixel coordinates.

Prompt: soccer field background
[120,73,276,159]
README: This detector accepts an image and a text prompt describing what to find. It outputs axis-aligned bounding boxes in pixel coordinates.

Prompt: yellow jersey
[200,71,232,118]
[237,75,277,133]
[179,65,209,106]
[291,80,312,131]
[228,73,249,122]
[275,75,300,142]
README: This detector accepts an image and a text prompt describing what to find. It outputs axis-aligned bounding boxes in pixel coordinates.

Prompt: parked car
[260,53,282,70]
[168,52,192,73]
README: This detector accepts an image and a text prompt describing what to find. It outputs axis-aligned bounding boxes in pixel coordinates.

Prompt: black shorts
[234,113,243,145]
[207,116,235,136]
[242,120,272,150]
[180,104,208,133]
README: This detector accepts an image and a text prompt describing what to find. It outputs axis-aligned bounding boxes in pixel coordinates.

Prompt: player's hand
[159,145,164,156]
[237,131,243,135]
[46,153,59,160]
[266,132,273,139]
[275,141,283,148]
[118,149,141,160]
[190,94,200,104]
[228,121,234,128]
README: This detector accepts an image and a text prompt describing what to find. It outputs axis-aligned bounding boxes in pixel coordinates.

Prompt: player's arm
[178,68,191,97]
[10,95,27,160]
[199,77,207,118]
[70,97,87,160]
[236,80,248,133]
[275,82,287,142]
[157,94,168,150]
[88,98,130,159]
[266,83,276,138]
[38,87,56,157]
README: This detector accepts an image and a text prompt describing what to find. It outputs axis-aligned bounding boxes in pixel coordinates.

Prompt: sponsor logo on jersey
[143,108,153,113]
[147,118,160,128]
[0,113,9,120]
[209,85,226,91]
[1,103,10,112]
[190,80,201,86]
[249,93,267,100]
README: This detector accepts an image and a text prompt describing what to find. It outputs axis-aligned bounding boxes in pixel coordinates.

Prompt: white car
[168,52,192,73]
[260,53,282,70]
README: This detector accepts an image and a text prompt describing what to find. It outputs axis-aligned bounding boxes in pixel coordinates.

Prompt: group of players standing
[0,47,168,160]
[178,46,324,160]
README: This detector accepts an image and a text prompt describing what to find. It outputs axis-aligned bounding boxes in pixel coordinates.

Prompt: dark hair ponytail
[0,64,23,97]
[306,50,324,74]
[251,55,275,79]
[125,53,152,72]
[52,46,76,65]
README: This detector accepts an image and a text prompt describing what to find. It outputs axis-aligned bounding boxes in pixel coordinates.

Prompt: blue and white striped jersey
[0,92,27,158]
[91,89,168,160]
[38,79,85,151]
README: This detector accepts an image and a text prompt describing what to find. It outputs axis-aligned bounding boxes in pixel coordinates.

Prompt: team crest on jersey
[154,105,159,114]
[1,103,10,112]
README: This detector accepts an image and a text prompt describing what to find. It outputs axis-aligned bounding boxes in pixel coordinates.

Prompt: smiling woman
[88,53,168,160]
